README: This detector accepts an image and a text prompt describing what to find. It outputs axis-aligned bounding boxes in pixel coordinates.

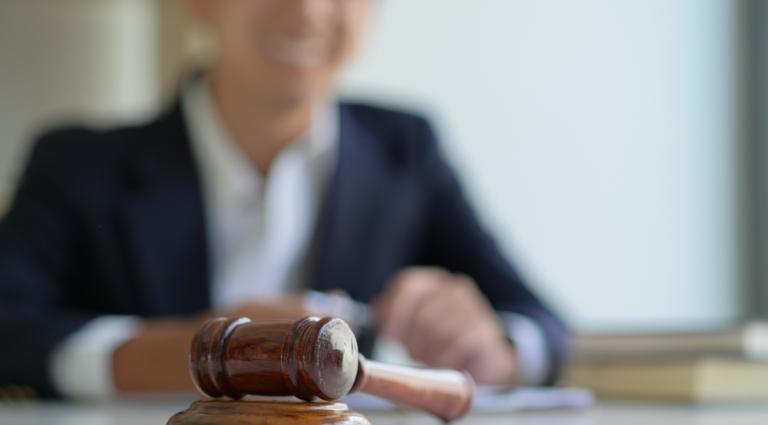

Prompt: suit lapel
[119,104,211,315]
[117,102,393,313]
[311,106,389,301]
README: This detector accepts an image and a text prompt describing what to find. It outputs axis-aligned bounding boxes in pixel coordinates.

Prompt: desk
[0,400,767,425]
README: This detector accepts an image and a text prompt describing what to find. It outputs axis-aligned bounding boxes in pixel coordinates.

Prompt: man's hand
[374,267,519,386]
[113,296,312,393]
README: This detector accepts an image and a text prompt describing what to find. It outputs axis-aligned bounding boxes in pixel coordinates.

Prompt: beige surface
[0,401,767,425]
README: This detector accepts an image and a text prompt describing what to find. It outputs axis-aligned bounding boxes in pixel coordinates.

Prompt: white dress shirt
[184,79,336,308]
[49,79,550,400]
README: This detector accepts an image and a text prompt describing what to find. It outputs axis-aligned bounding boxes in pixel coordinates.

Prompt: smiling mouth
[265,36,329,68]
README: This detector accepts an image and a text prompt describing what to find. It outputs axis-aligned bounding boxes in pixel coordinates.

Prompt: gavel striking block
[168,399,370,425]
[187,316,474,421]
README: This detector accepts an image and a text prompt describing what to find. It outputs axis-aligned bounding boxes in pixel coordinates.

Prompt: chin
[266,67,331,101]
[231,59,333,104]
[266,81,323,105]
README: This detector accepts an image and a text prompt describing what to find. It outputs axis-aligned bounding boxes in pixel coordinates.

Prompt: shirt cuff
[50,315,141,400]
[501,312,550,386]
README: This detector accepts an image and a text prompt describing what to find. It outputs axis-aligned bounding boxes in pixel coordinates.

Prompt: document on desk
[342,386,594,413]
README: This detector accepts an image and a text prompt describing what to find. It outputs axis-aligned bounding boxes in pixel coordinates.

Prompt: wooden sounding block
[167,316,474,424]
[168,400,370,425]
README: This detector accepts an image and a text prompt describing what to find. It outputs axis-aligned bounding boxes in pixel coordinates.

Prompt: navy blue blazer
[0,100,567,397]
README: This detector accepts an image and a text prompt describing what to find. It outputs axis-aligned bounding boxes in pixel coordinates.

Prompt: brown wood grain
[190,317,358,401]
[188,316,474,421]
[167,400,370,425]
[353,355,474,421]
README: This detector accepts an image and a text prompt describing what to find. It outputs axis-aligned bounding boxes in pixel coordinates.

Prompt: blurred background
[0,0,765,333]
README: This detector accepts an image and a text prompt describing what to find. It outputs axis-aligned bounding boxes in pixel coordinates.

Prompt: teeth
[266,37,326,67]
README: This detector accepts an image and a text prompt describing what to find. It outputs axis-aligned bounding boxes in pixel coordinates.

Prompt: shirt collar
[181,77,338,209]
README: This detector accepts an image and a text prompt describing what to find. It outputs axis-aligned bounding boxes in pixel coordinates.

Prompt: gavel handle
[351,356,474,421]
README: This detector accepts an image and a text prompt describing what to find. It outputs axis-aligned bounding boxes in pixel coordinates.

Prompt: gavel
[190,316,474,421]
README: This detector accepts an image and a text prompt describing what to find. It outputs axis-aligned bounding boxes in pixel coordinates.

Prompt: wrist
[112,318,199,393]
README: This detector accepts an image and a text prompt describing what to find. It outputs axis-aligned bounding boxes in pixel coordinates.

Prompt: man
[0,0,566,399]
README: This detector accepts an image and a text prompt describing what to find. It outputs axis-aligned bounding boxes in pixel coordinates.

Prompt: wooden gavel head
[190,316,359,402]
[190,316,474,421]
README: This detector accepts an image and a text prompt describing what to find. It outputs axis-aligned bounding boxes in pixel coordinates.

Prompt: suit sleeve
[413,118,569,385]
[0,132,98,398]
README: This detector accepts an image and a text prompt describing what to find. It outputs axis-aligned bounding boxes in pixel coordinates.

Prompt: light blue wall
[341,0,743,329]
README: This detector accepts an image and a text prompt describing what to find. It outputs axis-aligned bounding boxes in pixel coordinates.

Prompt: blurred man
[0,0,566,399]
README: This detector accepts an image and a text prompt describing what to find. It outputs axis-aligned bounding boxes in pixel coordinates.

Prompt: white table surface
[1,400,767,425]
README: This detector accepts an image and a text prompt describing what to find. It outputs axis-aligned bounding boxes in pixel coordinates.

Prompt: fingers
[463,338,519,385]
[375,267,449,340]
[404,278,471,363]
[406,278,499,366]
[376,267,519,384]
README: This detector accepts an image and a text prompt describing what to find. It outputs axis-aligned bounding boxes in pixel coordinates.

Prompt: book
[564,358,768,401]
[572,322,768,361]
